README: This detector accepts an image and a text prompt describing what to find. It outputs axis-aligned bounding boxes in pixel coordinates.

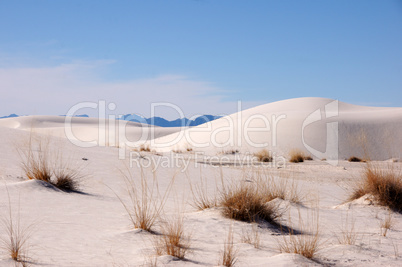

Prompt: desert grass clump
[139,144,151,152]
[219,227,237,267]
[220,182,279,224]
[380,211,394,237]
[241,224,260,248]
[255,170,304,205]
[349,165,402,211]
[0,188,33,265]
[154,216,191,259]
[337,213,357,245]
[222,149,239,155]
[278,227,320,259]
[52,159,83,192]
[254,149,272,162]
[20,139,52,183]
[191,184,216,210]
[188,173,217,211]
[19,136,83,192]
[115,167,175,232]
[1,212,31,265]
[304,155,313,161]
[53,174,79,192]
[348,156,364,162]
[278,209,320,259]
[288,149,305,163]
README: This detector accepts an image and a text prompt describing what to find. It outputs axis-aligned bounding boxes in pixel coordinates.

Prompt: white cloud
[0,61,263,119]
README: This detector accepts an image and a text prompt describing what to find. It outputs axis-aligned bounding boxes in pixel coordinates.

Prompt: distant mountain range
[119,114,221,127]
[0,113,221,127]
[0,113,19,119]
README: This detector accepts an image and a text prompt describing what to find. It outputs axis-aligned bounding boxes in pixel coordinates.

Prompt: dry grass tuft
[254,149,272,162]
[241,224,261,248]
[154,216,191,259]
[278,208,320,259]
[115,167,175,232]
[304,155,313,161]
[348,156,364,162]
[53,175,79,192]
[20,139,52,183]
[220,182,279,224]
[139,144,151,152]
[219,227,237,267]
[188,173,217,211]
[289,149,306,163]
[380,211,394,237]
[222,149,240,155]
[337,213,358,245]
[0,188,34,265]
[219,170,302,224]
[18,136,83,192]
[255,172,304,205]
[349,165,402,211]
[52,161,82,192]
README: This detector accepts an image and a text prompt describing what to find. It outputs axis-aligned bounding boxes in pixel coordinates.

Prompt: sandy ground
[0,97,401,266]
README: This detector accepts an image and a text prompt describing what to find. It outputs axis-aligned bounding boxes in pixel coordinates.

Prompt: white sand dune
[3,98,400,160]
[0,115,181,147]
[150,97,402,160]
[0,97,401,266]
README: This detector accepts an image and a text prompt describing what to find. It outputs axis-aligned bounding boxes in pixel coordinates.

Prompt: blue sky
[0,0,401,118]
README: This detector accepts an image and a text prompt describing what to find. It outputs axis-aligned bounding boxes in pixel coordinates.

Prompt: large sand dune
[151,97,402,160]
[2,97,400,160]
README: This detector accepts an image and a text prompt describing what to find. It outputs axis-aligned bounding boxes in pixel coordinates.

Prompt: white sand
[150,97,402,160]
[0,97,401,266]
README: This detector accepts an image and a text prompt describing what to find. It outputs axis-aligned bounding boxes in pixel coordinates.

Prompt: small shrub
[289,149,305,163]
[254,149,272,163]
[349,165,402,211]
[154,216,191,259]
